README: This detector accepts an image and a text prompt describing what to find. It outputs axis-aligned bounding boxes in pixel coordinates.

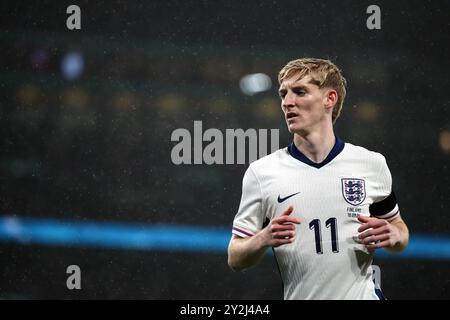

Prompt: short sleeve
[232,166,266,238]
[369,155,401,221]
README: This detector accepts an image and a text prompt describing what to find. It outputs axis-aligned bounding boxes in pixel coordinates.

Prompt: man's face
[278,75,330,135]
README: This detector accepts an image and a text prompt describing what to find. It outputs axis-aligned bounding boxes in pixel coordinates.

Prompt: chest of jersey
[262,161,377,217]
[234,145,386,299]
[259,160,380,256]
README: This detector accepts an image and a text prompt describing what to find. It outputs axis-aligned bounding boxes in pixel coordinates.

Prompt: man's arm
[357,215,409,253]
[384,216,409,252]
[228,206,300,271]
[227,234,269,272]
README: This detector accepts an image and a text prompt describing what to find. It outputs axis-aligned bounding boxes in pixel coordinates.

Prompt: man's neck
[293,126,336,164]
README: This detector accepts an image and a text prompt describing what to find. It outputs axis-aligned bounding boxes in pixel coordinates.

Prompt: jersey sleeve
[369,154,401,221]
[232,166,266,238]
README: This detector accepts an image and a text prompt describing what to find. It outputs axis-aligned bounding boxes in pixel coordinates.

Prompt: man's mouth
[286,112,298,120]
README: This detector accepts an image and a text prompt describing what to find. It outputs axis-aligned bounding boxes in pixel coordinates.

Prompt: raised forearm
[385,218,409,253]
[227,233,269,271]
[228,207,300,271]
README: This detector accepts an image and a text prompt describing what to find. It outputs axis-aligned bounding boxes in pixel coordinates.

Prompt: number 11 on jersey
[309,218,339,254]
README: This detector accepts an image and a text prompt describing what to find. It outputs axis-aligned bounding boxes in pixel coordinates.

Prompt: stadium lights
[239,73,272,96]
[61,51,84,80]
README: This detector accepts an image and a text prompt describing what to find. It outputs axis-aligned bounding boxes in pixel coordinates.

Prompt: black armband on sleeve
[369,191,400,220]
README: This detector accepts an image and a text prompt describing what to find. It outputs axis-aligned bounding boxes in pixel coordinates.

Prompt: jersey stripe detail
[232,226,254,237]
[375,205,400,221]
[374,288,386,300]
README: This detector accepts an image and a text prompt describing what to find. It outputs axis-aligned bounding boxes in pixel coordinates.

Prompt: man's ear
[325,89,338,109]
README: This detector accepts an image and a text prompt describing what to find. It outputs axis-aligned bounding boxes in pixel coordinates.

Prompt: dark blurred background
[0,0,449,299]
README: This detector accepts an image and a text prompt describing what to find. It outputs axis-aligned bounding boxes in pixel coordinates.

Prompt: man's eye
[295,90,305,95]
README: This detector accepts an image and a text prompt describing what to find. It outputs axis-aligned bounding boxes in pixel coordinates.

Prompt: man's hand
[227,206,301,271]
[261,206,301,248]
[357,215,408,252]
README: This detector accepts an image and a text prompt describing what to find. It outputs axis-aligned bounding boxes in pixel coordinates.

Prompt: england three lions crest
[341,178,366,206]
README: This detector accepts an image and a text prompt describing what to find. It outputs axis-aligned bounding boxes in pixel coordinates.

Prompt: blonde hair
[278,58,347,123]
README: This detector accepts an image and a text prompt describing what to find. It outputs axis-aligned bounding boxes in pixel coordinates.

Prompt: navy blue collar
[288,136,345,169]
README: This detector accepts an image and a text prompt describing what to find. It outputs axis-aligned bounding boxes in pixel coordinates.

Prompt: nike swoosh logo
[277,192,301,203]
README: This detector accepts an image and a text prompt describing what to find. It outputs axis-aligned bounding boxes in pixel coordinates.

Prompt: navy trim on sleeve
[369,191,398,216]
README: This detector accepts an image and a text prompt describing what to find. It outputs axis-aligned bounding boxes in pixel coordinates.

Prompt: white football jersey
[232,137,400,300]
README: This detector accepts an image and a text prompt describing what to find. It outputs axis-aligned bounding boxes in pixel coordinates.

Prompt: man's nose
[283,92,295,109]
